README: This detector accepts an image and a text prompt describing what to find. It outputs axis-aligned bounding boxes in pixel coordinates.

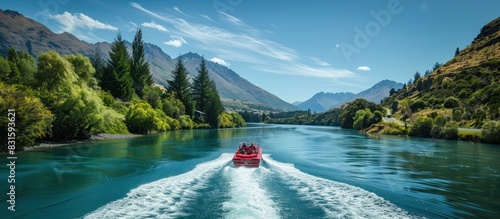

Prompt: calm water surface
[1,124,499,218]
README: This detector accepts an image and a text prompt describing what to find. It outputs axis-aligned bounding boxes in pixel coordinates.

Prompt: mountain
[297,92,354,113]
[297,80,403,113]
[0,10,95,57]
[0,9,297,112]
[346,80,404,104]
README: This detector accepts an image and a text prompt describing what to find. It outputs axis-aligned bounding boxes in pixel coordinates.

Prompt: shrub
[409,117,434,137]
[410,99,426,112]
[179,115,194,129]
[126,101,168,133]
[431,125,443,138]
[444,97,460,108]
[442,122,459,140]
[481,121,500,144]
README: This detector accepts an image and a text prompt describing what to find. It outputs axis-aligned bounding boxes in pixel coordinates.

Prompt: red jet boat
[232,142,262,167]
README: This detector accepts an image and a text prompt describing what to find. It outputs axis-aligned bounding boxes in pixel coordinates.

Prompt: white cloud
[164,40,182,47]
[48,11,117,42]
[335,43,340,48]
[210,57,230,67]
[357,66,371,71]
[142,20,168,32]
[270,23,281,31]
[50,11,118,32]
[131,2,357,81]
[164,36,187,47]
[310,57,330,66]
[173,6,189,17]
[199,14,214,22]
[219,11,246,26]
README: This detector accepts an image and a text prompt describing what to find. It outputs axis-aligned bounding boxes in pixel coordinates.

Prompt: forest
[0,28,245,151]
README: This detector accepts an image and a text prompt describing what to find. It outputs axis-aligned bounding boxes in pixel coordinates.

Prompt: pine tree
[90,46,105,85]
[205,86,223,128]
[130,28,152,97]
[455,47,460,57]
[168,58,192,114]
[413,71,421,82]
[192,57,212,113]
[6,47,20,83]
[106,32,134,101]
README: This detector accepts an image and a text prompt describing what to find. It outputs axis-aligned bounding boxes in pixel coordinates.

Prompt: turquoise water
[2,124,499,218]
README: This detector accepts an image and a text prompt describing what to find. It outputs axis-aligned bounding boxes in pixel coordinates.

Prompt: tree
[35,51,123,140]
[105,32,134,101]
[353,109,369,130]
[433,62,442,71]
[168,58,192,115]
[35,51,78,97]
[205,86,224,128]
[192,58,212,113]
[161,91,185,118]
[340,98,383,129]
[16,51,37,86]
[130,28,152,97]
[424,70,431,77]
[231,112,246,127]
[413,71,421,82]
[65,54,98,89]
[6,47,20,83]
[455,47,460,57]
[0,82,53,149]
[90,46,106,85]
[0,56,11,83]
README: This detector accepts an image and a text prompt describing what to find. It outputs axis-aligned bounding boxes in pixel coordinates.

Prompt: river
[2,124,499,218]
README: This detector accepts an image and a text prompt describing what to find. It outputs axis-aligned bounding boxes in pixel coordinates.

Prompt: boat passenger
[238,147,246,154]
[249,144,257,154]
[241,143,249,154]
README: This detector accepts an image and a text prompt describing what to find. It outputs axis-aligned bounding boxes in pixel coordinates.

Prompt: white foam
[222,166,280,219]
[264,155,422,219]
[84,153,233,219]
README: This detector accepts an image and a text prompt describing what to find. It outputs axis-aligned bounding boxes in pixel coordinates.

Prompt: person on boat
[242,142,249,154]
[238,146,246,154]
[249,143,257,154]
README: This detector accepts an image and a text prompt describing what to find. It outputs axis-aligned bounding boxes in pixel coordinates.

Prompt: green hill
[374,17,500,143]
[382,17,500,128]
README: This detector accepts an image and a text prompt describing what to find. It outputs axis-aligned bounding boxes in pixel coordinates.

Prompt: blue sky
[1,1,499,103]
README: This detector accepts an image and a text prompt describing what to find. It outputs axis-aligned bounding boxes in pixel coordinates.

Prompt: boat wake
[85,153,422,218]
[264,154,421,219]
[84,153,232,219]
[221,166,280,219]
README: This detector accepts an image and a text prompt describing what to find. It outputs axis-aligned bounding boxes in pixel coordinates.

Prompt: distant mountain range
[0,9,297,112]
[297,80,403,113]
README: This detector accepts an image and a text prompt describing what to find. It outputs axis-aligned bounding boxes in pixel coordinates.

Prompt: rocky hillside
[0,10,94,56]
[382,16,500,127]
[0,9,297,112]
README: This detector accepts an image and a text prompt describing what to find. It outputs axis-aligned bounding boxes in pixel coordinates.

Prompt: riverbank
[364,122,484,143]
[21,133,143,152]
